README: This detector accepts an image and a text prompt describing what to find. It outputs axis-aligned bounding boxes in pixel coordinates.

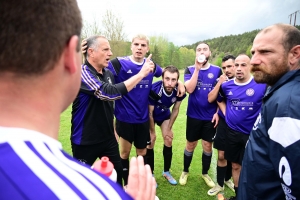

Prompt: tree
[149,45,163,67]
[179,47,195,69]
[102,9,128,58]
[81,19,102,40]
[149,35,169,66]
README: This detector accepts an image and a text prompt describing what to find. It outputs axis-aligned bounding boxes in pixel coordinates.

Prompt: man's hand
[194,56,206,70]
[218,74,228,84]
[148,131,156,149]
[139,54,155,78]
[81,39,87,54]
[126,156,156,200]
[176,80,186,97]
[211,113,219,128]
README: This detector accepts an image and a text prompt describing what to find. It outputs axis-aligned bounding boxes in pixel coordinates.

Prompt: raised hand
[139,54,155,77]
[126,156,156,200]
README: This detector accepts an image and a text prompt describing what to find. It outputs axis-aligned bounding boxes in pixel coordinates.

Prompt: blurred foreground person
[0,0,155,199]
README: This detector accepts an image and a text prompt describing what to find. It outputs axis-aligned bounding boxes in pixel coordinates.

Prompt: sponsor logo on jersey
[197,79,203,86]
[227,91,233,95]
[208,73,214,79]
[246,88,255,96]
[127,69,132,73]
[231,99,240,105]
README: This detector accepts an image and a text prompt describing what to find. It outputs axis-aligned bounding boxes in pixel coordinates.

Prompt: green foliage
[149,45,164,66]
[185,30,261,63]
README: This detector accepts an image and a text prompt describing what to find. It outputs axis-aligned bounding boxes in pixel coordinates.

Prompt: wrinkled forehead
[253,27,284,49]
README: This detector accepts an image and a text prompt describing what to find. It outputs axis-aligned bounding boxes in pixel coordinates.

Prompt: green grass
[58,70,235,200]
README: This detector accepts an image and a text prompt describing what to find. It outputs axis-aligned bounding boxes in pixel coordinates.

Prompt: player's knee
[136,148,147,156]
[202,141,212,152]
[186,141,197,151]
[218,151,225,161]
[163,135,172,146]
[120,150,130,159]
[232,162,241,170]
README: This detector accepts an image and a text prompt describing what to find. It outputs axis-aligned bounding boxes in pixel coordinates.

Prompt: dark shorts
[224,127,249,165]
[71,139,123,185]
[155,115,170,126]
[71,139,121,166]
[116,119,149,149]
[213,117,227,151]
[147,115,170,145]
[186,116,216,142]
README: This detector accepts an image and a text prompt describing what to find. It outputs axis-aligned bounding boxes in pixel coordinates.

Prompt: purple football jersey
[184,64,222,120]
[107,56,162,123]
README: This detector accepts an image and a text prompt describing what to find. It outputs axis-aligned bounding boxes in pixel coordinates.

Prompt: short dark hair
[162,65,180,80]
[222,55,236,62]
[0,0,82,76]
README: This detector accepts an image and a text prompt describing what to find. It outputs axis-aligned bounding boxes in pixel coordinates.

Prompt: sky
[77,0,300,46]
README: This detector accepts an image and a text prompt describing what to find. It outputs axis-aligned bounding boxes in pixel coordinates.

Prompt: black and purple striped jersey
[71,61,127,145]
[0,127,132,200]
[219,77,266,134]
[107,56,162,123]
[149,80,186,122]
[184,64,222,120]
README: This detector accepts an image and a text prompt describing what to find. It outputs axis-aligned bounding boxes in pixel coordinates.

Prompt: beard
[252,58,289,86]
[202,55,210,66]
[163,86,174,94]
[226,72,234,79]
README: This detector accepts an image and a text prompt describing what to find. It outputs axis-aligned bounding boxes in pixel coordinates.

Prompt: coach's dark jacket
[238,69,300,199]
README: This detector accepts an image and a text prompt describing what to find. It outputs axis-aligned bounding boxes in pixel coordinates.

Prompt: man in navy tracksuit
[238,23,300,199]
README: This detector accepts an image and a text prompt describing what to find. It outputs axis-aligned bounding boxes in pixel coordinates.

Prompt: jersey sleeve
[184,67,192,82]
[107,62,120,76]
[153,63,162,77]
[177,92,187,101]
[217,84,225,102]
[81,65,127,101]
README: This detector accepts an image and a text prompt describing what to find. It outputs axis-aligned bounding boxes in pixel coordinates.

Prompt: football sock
[183,149,193,172]
[202,151,212,174]
[163,145,172,172]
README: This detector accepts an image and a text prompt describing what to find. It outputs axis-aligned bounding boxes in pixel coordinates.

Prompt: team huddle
[72,26,299,199]
[1,1,300,199]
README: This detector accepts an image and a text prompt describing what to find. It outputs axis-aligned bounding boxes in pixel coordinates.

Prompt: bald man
[217,54,266,199]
